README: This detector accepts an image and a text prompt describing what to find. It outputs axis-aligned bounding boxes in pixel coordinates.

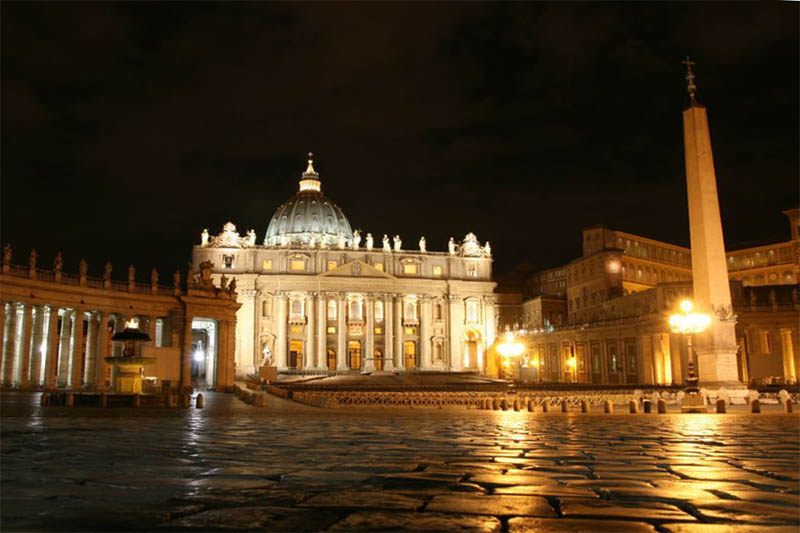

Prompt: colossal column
[29,306,45,386]
[681,59,740,387]
[448,295,463,371]
[57,310,72,385]
[44,306,60,389]
[18,304,34,388]
[780,329,797,381]
[2,304,18,385]
[393,295,403,369]
[336,294,347,370]
[84,312,98,385]
[316,293,326,369]
[94,313,111,389]
[419,296,431,369]
[275,292,287,370]
[364,296,375,371]
[383,294,394,370]
[305,292,316,370]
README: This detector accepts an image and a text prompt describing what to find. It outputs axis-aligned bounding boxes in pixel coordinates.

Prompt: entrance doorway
[289,340,303,369]
[191,318,218,389]
[348,341,361,370]
[404,341,417,370]
[464,329,481,370]
[327,349,336,370]
[374,349,383,371]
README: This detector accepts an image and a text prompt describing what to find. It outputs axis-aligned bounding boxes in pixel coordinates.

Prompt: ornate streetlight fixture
[497,331,525,380]
[669,300,711,413]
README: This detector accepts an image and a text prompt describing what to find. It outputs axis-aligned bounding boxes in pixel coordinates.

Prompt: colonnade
[0,300,158,389]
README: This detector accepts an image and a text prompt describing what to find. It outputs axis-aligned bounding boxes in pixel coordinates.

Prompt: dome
[264,154,353,247]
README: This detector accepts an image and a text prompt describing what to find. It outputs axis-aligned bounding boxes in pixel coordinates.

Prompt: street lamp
[669,299,711,413]
[497,331,525,380]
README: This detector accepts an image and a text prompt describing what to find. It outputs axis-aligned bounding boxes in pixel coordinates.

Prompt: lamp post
[497,331,525,380]
[669,300,711,413]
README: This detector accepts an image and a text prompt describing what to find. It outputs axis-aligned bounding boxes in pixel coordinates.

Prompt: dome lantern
[298,152,321,193]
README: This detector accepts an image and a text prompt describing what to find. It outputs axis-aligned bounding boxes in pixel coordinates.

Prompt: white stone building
[192,155,497,378]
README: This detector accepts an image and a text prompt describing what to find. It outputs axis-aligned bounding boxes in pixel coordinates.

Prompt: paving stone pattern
[1,392,798,531]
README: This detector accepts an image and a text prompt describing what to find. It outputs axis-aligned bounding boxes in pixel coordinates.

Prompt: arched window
[327,299,337,320]
[327,349,336,370]
[434,301,443,320]
[348,297,363,321]
[465,299,478,323]
[289,297,305,321]
[261,298,271,318]
[375,300,384,322]
[404,298,418,321]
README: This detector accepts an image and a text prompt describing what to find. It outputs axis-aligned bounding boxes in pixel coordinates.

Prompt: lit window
[375,300,384,322]
[291,325,302,334]
[374,327,382,335]
[291,260,306,271]
[403,263,417,275]
[327,261,337,271]
[327,299,337,320]
[466,299,478,324]
[223,255,234,269]
[155,319,163,347]
[348,296,364,321]
[289,297,305,321]
[262,260,272,271]
[433,265,442,276]
[374,263,383,272]
[404,298,418,321]
[327,326,336,334]
[434,302,443,320]
[405,327,415,335]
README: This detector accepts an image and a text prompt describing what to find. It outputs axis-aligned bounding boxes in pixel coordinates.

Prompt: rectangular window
[405,327,415,335]
[155,319,163,348]
[374,327,382,335]
[327,261,338,271]
[327,326,336,334]
[403,263,417,274]
[262,260,272,270]
[291,325,302,334]
[374,263,383,272]
[223,255,234,269]
[327,299,337,320]
[433,265,442,276]
[290,260,306,271]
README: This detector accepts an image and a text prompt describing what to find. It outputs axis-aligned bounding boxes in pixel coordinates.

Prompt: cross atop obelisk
[681,58,741,388]
[682,56,697,102]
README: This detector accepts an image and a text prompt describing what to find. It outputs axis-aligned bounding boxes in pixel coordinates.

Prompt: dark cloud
[2,2,798,280]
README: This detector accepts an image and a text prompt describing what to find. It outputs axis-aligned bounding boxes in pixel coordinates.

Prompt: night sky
[2,3,798,285]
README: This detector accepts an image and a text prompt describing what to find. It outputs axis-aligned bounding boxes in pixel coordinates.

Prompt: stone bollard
[66,393,74,407]
[501,398,508,411]
[561,399,568,413]
[100,393,108,408]
[492,398,500,411]
[196,393,204,409]
[133,394,141,407]
[750,399,761,413]
[643,400,651,414]
[581,400,589,413]
[168,394,177,408]
[785,400,793,413]
[513,399,520,411]
[603,400,613,414]
[715,398,726,414]
[629,400,638,414]
[40,392,48,407]
[657,398,667,414]
[542,401,549,413]
[528,399,536,412]
[183,394,191,408]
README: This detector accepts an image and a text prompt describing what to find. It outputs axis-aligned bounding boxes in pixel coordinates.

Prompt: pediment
[318,260,395,279]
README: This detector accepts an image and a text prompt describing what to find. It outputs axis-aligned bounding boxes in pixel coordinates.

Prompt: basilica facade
[192,156,497,378]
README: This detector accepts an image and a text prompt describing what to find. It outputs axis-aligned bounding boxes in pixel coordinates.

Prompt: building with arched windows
[192,155,497,378]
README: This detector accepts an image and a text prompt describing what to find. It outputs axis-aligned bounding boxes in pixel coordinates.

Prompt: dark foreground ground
[1,391,798,532]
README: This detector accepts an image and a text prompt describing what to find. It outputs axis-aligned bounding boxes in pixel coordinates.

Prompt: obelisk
[681,58,742,388]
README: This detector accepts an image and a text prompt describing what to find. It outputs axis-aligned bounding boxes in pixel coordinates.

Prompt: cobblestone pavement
[1,392,798,532]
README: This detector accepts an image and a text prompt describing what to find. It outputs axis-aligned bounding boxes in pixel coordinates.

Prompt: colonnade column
[18,304,34,388]
[669,333,683,384]
[364,296,375,372]
[29,306,45,386]
[384,294,394,370]
[181,314,193,389]
[304,292,316,370]
[1,304,18,384]
[44,306,60,389]
[0,302,5,381]
[84,312,99,385]
[94,313,110,390]
[780,328,797,381]
[57,310,72,385]
[393,295,403,370]
[336,294,347,370]
[69,309,85,389]
[316,293,326,369]
[419,296,431,370]
[275,292,287,370]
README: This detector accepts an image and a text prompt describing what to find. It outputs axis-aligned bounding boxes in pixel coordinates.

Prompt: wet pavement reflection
[1,392,798,531]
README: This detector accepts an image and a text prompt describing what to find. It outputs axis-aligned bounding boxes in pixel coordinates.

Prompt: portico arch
[464,328,482,371]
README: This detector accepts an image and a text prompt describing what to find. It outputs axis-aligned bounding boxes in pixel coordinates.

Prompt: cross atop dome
[299,151,321,192]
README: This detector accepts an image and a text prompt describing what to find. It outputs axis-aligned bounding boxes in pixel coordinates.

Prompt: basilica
[192,155,497,378]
